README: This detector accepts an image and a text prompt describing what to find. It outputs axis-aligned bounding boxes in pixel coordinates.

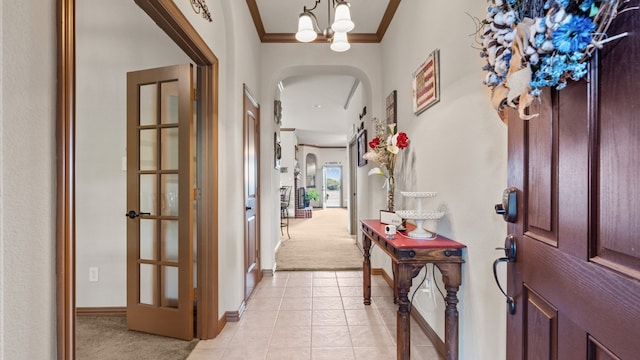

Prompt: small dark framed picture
[386,90,397,128]
[357,129,367,167]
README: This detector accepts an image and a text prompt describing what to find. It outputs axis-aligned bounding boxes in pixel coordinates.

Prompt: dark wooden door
[505,12,640,359]
[243,84,261,300]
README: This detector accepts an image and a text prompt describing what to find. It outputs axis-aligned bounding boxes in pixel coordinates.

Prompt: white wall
[378,0,508,359]
[174,0,263,315]
[259,44,383,272]
[0,1,57,359]
[75,0,192,307]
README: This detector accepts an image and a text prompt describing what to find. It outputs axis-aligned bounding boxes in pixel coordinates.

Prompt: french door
[126,64,195,340]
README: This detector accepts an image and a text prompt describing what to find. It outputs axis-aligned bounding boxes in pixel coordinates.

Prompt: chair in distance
[280,186,292,239]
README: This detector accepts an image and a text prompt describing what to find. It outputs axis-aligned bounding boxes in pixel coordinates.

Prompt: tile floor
[187,271,441,360]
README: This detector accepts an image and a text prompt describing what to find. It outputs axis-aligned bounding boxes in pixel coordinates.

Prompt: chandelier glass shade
[295,13,318,42]
[330,31,350,52]
[294,0,354,52]
[331,2,354,32]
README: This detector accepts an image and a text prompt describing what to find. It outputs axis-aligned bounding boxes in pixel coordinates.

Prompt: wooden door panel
[243,85,261,301]
[596,10,640,275]
[526,90,556,238]
[507,9,640,359]
[524,286,557,360]
[525,89,559,246]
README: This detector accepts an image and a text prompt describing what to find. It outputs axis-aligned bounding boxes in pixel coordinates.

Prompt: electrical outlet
[89,267,99,282]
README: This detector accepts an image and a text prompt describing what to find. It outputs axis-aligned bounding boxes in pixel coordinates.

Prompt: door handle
[493,235,516,314]
[246,206,252,210]
[125,210,151,219]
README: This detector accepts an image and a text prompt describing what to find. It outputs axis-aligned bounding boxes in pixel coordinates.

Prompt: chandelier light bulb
[331,2,354,33]
[330,31,350,52]
[296,13,318,42]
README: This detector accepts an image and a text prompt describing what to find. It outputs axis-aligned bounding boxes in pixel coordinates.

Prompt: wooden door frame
[56,0,219,358]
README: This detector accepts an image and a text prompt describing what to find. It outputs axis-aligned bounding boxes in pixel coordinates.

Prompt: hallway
[187,271,440,360]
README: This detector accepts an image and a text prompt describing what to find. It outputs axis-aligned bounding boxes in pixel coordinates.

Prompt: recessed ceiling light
[313,104,322,109]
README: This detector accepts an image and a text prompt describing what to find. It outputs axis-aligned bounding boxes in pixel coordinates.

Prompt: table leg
[362,235,371,305]
[436,263,462,360]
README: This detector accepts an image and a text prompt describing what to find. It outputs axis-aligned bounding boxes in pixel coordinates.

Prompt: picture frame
[274,100,282,125]
[412,49,440,115]
[357,129,368,167]
[274,132,281,169]
[386,90,397,128]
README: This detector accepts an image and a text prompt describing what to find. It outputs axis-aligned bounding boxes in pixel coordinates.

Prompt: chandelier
[295,0,355,52]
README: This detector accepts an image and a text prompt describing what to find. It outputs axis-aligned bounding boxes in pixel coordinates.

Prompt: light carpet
[276,207,363,271]
[76,316,198,360]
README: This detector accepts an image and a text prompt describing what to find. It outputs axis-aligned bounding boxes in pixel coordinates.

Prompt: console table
[361,220,466,360]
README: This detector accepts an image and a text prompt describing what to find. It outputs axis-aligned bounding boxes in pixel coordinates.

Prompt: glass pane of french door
[126,64,194,340]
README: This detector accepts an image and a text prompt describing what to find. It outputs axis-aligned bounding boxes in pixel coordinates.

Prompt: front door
[243,84,261,300]
[126,64,195,340]
[323,165,342,208]
[505,15,640,359]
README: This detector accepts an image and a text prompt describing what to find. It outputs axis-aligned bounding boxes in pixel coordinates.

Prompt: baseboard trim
[376,268,446,359]
[262,268,274,277]
[224,300,247,324]
[76,307,126,316]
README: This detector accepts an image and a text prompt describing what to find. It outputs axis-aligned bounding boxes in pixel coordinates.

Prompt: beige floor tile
[266,347,312,360]
[312,309,347,326]
[287,277,313,287]
[220,345,269,360]
[238,309,279,329]
[186,271,438,360]
[228,325,273,347]
[370,285,393,297]
[344,308,383,326]
[339,286,362,297]
[313,277,339,287]
[335,271,363,278]
[311,347,356,360]
[311,326,352,348]
[337,277,363,287]
[254,286,286,298]
[312,271,337,278]
[284,286,313,298]
[349,325,395,348]
[276,310,312,327]
[313,286,341,297]
[245,296,281,311]
[269,326,312,348]
[410,345,441,360]
[313,296,344,310]
[280,296,313,310]
[260,277,289,287]
[372,296,396,310]
[353,346,396,360]
[287,271,314,279]
[341,296,368,310]
[186,347,225,360]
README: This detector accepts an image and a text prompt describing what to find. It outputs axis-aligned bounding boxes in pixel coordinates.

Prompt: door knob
[493,235,516,314]
[125,210,151,219]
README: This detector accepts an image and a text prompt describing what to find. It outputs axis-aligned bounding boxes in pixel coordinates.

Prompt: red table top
[361,219,467,250]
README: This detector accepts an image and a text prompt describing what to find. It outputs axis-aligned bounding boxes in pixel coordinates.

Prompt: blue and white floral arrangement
[480,0,632,120]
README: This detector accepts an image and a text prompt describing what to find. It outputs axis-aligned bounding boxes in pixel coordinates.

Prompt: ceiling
[247,0,400,43]
[246,1,400,147]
